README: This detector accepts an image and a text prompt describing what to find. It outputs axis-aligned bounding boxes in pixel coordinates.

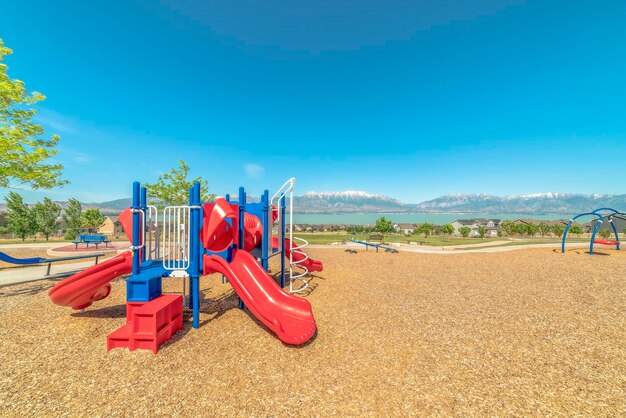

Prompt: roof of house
[396,223,415,229]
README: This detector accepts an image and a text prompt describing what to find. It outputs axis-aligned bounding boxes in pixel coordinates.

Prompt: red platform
[107,294,183,354]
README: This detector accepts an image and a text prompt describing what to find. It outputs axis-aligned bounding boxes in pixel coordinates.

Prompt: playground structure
[0,251,105,276]
[48,178,323,353]
[561,207,625,254]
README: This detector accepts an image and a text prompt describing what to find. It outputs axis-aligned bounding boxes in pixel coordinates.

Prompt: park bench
[367,234,384,244]
[72,234,112,249]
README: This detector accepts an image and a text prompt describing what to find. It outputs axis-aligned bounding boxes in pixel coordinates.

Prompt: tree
[570,224,583,238]
[477,225,487,239]
[374,216,393,241]
[417,222,434,238]
[526,224,539,238]
[552,224,565,238]
[500,221,516,237]
[598,228,611,239]
[145,160,215,207]
[0,39,67,189]
[5,191,35,240]
[33,197,61,240]
[62,198,83,240]
[459,226,471,238]
[537,222,551,238]
[82,208,105,233]
[440,224,454,236]
[511,224,527,238]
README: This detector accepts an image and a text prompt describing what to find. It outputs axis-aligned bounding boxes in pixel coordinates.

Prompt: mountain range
[2,191,625,215]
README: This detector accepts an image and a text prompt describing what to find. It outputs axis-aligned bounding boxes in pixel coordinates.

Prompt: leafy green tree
[552,224,565,238]
[417,222,434,238]
[374,216,394,242]
[82,208,105,233]
[441,224,454,236]
[33,197,61,240]
[500,220,515,237]
[62,198,83,240]
[598,228,611,239]
[5,191,34,240]
[145,160,215,207]
[512,224,527,238]
[459,226,471,238]
[0,39,67,189]
[570,224,583,238]
[477,225,487,239]
[526,224,539,238]
[0,226,8,236]
[537,222,551,238]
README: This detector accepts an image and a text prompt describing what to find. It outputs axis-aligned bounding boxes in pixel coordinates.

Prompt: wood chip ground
[0,248,624,416]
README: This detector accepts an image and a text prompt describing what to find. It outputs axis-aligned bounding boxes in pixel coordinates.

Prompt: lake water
[292,212,568,225]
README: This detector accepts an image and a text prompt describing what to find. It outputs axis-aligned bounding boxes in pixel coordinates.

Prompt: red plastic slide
[203,251,316,345]
[272,236,323,273]
[48,251,133,310]
[201,198,316,345]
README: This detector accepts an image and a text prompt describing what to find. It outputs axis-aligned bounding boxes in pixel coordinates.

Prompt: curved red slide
[48,251,132,310]
[203,251,316,345]
[201,198,316,345]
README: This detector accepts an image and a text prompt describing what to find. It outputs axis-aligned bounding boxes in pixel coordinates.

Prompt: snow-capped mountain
[294,191,405,213]
[7,191,624,216]
[412,193,623,214]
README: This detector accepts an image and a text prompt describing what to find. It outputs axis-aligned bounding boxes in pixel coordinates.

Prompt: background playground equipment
[0,251,105,276]
[349,238,399,253]
[561,207,625,254]
[49,178,322,353]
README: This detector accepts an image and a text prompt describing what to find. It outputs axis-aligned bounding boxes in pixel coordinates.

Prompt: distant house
[98,216,115,236]
[394,223,416,235]
[452,218,501,237]
[590,214,626,236]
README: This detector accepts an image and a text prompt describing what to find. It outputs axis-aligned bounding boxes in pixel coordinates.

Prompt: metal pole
[192,182,200,328]
[237,187,245,310]
[188,186,195,311]
[590,219,603,255]
[280,196,286,288]
[140,186,147,263]
[132,182,140,276]
[262,190,269,272]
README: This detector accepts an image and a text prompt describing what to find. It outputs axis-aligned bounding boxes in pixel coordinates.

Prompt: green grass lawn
[298,233,503,246]
[297,232,591,246]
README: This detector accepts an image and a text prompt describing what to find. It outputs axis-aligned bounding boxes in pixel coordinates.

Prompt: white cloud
[244,163,265,179]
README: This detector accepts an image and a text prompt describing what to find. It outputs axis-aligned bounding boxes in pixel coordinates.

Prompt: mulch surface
[0,248,624,416]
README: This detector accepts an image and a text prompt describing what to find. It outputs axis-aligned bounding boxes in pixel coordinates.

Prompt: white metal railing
[162,206,191,271]
[146,205,159,260]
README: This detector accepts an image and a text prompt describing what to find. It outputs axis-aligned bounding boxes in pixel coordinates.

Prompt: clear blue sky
[1,1,625,203]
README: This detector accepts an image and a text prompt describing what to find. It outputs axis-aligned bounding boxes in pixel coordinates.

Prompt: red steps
[107,294,183,354]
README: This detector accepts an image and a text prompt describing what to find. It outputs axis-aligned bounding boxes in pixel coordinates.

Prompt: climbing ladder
[161,205,192,303]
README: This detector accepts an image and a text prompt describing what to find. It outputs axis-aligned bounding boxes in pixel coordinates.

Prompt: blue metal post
[590,220,603,255]
[280,196,286,288]
[261,190,269,272]
[191,182,201,328]
[131,182,141,276]
[237,186,246,309]
[188,186,195,310]
[561,220,572,253]
[238,187,245,250]
[140,186,147,263]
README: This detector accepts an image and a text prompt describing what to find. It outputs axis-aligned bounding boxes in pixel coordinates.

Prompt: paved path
[310,241,590,254]
[0,260,100,287]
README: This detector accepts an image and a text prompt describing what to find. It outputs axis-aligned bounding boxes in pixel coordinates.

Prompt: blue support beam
[131,181,141,276]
